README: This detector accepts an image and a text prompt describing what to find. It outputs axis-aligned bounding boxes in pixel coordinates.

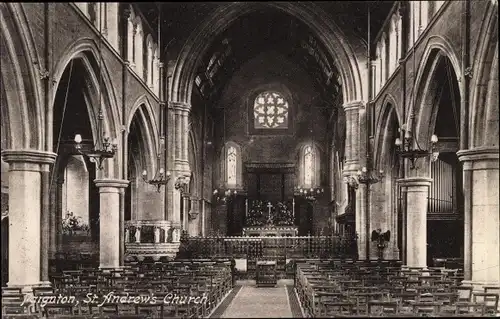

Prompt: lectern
[256,259,277,287]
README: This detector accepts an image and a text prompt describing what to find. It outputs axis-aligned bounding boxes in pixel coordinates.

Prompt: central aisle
[219,281,295,318]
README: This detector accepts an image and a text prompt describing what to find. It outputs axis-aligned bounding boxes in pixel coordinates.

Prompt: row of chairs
[2,258,234,318]
[295,259,499,317]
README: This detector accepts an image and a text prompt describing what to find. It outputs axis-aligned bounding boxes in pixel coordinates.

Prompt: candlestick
[292,197,295,223]
[245,199,248,219]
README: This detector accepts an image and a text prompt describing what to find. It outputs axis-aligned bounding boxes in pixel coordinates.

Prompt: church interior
[1,1,499,318]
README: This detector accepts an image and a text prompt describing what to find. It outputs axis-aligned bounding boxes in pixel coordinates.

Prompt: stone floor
[211,280,302,318]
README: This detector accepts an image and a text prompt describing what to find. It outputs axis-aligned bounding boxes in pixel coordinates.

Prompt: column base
[7,281,52,293]
[461,280,500,292]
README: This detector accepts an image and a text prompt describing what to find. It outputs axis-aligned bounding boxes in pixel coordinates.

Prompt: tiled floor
[218,280,296,318]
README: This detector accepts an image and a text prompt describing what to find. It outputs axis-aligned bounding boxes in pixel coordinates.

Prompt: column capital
[457,147,499,170]
[343,100,365,111]
[168,101,191,111]
[1,149,57,165]
[94,178,130,190]
[397,177,432,188]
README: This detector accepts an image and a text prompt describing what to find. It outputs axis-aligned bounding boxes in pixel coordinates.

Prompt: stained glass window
[304,146,313,186]
[254,91,289,129]
[227,146,237,186]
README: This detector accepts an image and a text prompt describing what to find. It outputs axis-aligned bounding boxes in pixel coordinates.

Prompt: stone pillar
[398,177,432,268]
[1,150,57,292]
[343,101,362,173]
[182,195,190,231]
[201,199,206,237]
[188,197,200,236]
[168,102,191,229]
[55,177,64,254]
[356,183,368,260]
[458,147,499,290]
[94,179,129,269]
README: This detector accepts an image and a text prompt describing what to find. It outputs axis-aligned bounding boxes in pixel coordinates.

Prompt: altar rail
[181,235,357,259]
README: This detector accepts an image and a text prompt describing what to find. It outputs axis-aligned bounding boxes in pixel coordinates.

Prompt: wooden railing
[179,235,357,259]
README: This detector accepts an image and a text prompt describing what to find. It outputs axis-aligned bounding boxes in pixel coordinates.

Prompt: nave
[1,1,499,318]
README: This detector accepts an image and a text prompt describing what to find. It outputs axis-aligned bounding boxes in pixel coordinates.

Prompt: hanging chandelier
[294,186,324,201]
[74,112,117,170]
[213,187,239,203]
[74,6,116,170]
[142,137,171,193]
[394,3,439,170]
[395,127,439,169]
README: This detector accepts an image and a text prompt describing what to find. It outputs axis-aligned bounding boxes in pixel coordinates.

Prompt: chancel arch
[171,2,367,106]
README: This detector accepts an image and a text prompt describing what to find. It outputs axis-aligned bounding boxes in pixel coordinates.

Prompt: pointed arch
[51,39,121,177]
[0,3,43,150]
[171,2,367,106]
[51,38,121,147]
[374,94,401,169]
[409,35,462,128]
[470,2,498,147]
[126,95,160,179]
[413,51,461,154]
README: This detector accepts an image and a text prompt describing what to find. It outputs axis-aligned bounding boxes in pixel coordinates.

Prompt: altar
[243,200,298,237]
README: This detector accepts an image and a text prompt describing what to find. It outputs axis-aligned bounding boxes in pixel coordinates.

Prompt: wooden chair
[367,300,399,316]
[411,301,443,315]
[472,292,499,315]
[321,301,355,317]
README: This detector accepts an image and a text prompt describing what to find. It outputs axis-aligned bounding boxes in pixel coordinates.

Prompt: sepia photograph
[0,1,498,318]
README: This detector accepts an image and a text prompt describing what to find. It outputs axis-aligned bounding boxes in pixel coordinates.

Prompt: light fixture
[395,126,439,169]
[356,166,385,185]
[74,6,117,170]
[213,187,239,203]
[394,3,439,170]
[294,186,324,201]
[140,8,171,194]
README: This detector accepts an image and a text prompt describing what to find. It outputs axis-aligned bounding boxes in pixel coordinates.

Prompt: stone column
[188,197,200,236]
[201,199,206,237]
[343,101,362,173]
[1,150,57,292]
[55,177,64,254]
[458,147,499,290]
[182,195,190,231]
[356,183,368,260]
[398,177,432,268]
[168,102,191,229]
[94,179,129,270]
